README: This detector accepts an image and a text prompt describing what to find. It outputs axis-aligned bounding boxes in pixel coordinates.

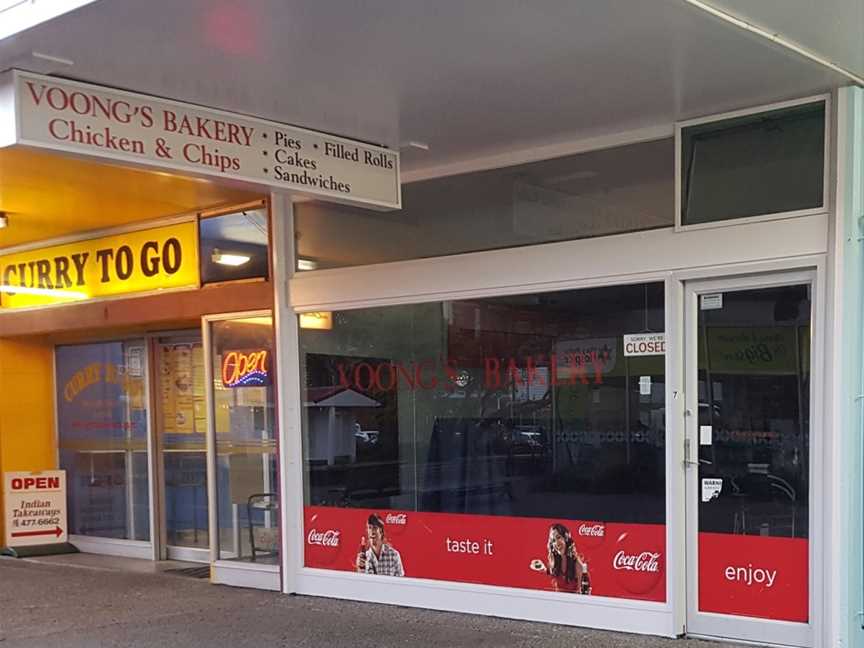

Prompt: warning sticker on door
[701,478,722,502]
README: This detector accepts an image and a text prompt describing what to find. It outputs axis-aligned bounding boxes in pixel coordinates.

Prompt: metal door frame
[149,330,210,563]
[683,270,818,647]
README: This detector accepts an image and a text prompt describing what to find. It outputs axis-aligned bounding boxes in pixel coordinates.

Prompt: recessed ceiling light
[400,141,430,151]
[212,249,250,266]
[297,258,318,271]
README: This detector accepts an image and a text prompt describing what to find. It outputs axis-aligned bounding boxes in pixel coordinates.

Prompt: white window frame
[278,200,830,639]
[674,94,831,233]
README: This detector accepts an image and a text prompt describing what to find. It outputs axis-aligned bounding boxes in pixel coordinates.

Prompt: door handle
[683,438,712,468]
[683,457,713,466]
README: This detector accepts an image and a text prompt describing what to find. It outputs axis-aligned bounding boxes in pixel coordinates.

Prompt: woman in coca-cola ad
[546,523,590,594]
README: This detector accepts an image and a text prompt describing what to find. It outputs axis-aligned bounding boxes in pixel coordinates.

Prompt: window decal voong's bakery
[0,222,198,308]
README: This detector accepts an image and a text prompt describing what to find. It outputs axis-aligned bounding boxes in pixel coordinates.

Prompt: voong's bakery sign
[0,70,400,209]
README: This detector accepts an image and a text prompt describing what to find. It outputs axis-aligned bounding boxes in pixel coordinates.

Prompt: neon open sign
[222,349,270,388]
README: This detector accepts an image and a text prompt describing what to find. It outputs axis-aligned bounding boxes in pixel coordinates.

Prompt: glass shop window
[57,340,150,541]
[294,139,674,270]
[210,314,279,564]
[299,284,668,602]
[680,101,825,226]
[200,208,270,284]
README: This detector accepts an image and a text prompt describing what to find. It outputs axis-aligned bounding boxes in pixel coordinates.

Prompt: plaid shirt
[363,543,404,577]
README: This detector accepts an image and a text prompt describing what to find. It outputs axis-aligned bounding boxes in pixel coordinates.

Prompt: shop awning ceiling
[0,0,858,249]
[0,148,263,248]
[0,0,857,178]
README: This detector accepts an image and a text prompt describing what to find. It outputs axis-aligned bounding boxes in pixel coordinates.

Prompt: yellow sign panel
[0,222,198,308]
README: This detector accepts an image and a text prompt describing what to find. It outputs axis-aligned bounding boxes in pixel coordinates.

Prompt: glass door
[154,334,209,562]
[208,313,279,566]
[684,273,813,646]
[56,340,152,553]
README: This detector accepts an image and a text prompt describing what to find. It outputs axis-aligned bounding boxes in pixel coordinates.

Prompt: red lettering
[69,91,91,115]
[525,356,543,386]
[505,358,524,386]
[140,106,154,128]
[484,357,501,389]
[566,353,590,385]
[48,118,69,140]
[336,364,351,388]
[25,81,47,106]
[163,110,178,132]
[395,363,417,390]
[588,351,607,385]
[550,354,561,386]
[354,363,374,391]
[416,359,438,390]
[47,87,69,110]
[374,364,396,391]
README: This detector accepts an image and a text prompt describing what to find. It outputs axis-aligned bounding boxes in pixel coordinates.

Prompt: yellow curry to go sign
[0,222,198,308]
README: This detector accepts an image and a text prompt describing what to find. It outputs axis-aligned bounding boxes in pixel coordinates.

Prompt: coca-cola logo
[385,513,407,525]
[613,551,661,572]
[307,529,341,547]
[612,532,664,596]
[578,524,605,538]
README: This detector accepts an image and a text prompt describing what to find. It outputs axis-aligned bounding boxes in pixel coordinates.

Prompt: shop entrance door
[154,334,209,562]
[684,273,813,647]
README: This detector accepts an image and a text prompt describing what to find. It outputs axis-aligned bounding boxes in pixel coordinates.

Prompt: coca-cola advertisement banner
[304,506,666,602]
[699,532,808,623]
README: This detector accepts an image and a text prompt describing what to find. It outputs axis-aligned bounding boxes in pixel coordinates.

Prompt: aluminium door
[684,273,814,646]
[154,334,209,562]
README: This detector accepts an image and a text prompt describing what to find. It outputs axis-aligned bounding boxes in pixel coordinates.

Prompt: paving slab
[0,556,756,647]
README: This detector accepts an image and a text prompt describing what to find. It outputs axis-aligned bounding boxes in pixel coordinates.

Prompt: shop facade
[0,66,861,647]
[277,89,861,647]
[0,194,283,586]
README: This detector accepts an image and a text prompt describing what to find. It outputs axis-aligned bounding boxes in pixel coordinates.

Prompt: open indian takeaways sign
[3,470,68,547]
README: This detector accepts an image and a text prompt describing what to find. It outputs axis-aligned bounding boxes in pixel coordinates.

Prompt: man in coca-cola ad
[356,513,404,577]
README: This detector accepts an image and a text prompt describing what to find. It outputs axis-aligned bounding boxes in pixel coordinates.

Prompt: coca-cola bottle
[357,536,367,572]
[580,560,591,595]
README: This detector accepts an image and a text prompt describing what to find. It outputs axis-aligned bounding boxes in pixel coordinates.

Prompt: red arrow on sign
[11,526,63,539]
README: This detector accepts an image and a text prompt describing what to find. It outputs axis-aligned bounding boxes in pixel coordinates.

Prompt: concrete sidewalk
[0,555,751,647]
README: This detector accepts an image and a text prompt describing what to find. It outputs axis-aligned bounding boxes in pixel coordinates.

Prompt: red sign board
[304,506,666,602]
[698,532,808,622]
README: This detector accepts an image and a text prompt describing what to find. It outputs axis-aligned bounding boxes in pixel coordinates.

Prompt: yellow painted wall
[0,338,56,544]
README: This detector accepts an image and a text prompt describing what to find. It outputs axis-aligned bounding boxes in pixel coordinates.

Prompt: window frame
[198,199,272,286]
[280,194,830,635]
[674,94,831,233]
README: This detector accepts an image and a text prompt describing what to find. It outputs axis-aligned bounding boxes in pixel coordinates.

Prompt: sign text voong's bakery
[0,70,400,209]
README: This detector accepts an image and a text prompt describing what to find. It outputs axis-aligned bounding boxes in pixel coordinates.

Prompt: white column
[272,191,303,594]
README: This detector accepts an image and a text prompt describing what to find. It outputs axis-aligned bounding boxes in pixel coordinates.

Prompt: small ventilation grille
[164,566,210,579]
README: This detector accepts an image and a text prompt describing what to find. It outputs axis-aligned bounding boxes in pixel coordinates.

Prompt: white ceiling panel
[0,0,854,174]
[702,0,864,79]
